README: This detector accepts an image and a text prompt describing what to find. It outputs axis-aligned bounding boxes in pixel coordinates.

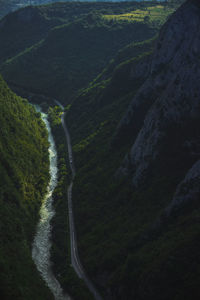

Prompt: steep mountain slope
[67,36,156,145]
[0,1,180,20]
[0,1,166,65]
[0,15,157,102]
[0,5,65,65]
[0,76,53,299]
[1,1,198,299]
[117,0,200,187]
[0,2,174,103]
[0,2,118,64]
[0,3,177,299]
[62,1,200,299]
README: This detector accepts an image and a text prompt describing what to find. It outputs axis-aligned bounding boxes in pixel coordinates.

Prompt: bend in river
[32,106,71,300]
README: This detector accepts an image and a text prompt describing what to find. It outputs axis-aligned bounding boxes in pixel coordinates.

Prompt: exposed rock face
[165,159,200,217]
[117,1,200,190]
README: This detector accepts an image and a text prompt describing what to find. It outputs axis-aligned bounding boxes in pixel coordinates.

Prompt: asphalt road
[56,100,103,300]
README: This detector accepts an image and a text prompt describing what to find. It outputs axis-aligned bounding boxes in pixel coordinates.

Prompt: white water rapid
[32,107,71,300]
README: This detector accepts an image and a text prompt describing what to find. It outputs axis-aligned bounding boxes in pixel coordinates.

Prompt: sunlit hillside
[102,5,175,26]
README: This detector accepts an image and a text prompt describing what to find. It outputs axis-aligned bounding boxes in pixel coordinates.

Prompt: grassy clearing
[102,5,175,26]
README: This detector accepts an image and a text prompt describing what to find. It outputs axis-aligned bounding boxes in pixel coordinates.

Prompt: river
[32,106,71,300]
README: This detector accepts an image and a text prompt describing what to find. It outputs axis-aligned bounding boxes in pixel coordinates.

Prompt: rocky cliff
[56,1,200,299]
[117,0,200,206]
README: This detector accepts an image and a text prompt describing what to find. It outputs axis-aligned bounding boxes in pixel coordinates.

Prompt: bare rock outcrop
[117,1,200,188]
[165,159,200,217]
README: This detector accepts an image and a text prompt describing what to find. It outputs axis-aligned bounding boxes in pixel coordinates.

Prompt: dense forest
[0,1,175,101]
[0,0,199,299]
[0,1,181,19]
[65,1,200,299]
[0,76,52,299]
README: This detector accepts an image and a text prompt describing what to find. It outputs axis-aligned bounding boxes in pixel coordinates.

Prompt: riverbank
[7,86,93,299]
[32,106,70,300]
[0,77,53,299]
[48,105,94,300]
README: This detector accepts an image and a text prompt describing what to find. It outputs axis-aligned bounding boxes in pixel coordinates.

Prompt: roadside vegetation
[48,105,94,300]
[0,75,52,299]
[0,1,193,299]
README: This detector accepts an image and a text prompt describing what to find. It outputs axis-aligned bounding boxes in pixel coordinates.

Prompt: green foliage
[0,75,53,299]
[1,2,127,64]
[92,36,156,85]
[64,30,200,299]
[59,36,153,298]
[48,107,94,300]
[66,37,155,147]
[48,105,62,127]
[0,1,195,299]
[0,2,161,103]
[102,4,175,27]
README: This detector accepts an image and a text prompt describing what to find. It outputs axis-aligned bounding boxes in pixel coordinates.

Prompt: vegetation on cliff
[0,76,52,299]
[1,1,199,300]
[62,1,200,299]
[0,2,173,102]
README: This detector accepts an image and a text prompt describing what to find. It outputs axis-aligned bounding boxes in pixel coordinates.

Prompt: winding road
[55,100,103,300]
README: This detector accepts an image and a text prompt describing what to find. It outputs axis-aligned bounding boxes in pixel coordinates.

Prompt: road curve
[55,100,103,300]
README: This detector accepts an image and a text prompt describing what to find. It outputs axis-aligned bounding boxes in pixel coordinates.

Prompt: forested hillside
[0,1,182,19]
[62,0,200,299]
[0,2,174,102]
[0,76,52,299]
[1,0,199,300]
